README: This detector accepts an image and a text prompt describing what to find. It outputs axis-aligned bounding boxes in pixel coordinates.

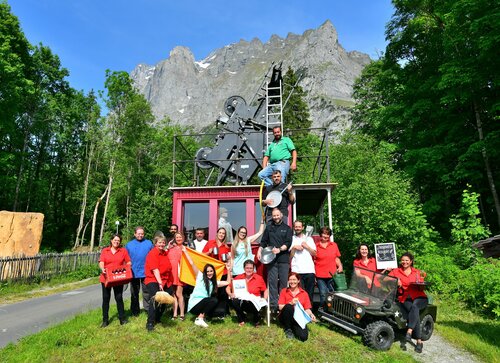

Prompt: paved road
[0,284,130,349]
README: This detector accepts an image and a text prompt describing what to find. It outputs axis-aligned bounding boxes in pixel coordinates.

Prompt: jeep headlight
[354,306,364,319]
[326,295,333,302]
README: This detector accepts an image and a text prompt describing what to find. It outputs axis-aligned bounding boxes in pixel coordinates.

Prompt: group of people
[99,226,428,351]
[98,125,429,351]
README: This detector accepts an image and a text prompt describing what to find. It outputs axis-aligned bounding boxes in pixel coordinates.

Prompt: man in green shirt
[258,126,297,186]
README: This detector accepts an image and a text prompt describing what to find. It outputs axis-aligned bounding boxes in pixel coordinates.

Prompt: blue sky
[8,0,394,95]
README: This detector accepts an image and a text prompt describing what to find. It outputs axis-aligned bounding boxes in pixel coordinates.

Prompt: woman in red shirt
[389,252,428,353]
[227,259,268,326]
[353,244,379,291]
[99,234,131,327]
[144,235,174,331]
[168,232,186,321]
[278,272,316,341]
[314,227,343,309]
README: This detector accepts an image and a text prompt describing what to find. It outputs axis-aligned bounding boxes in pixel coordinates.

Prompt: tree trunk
[90,185,108,251]
[474,100,500,229]
[13,130,30,211]
[126,168,132,233]
[74,144,94,249]
[80,218,91,248]
[99,158,115,244]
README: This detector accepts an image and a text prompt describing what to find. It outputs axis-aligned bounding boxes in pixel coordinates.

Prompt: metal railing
[0,252,100,282]
[172,127,331,187]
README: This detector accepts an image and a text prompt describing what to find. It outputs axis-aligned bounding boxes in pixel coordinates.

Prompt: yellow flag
[179,248,225,286]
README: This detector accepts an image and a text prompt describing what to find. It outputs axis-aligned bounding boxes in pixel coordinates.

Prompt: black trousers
[212,275,229,317]
[230,298,260,324]
[401,297,428,339]
[101,283,125,322]
[130,277,150,315]
[190,297,218,316]
[299,273,315,306]
[146,282,173,325]
[279,304,309,341]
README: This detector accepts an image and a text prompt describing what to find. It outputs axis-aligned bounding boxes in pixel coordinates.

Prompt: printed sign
[232,279,248,299]
[374,243,398,269]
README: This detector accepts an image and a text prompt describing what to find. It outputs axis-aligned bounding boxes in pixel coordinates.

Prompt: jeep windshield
[343,267,399,303]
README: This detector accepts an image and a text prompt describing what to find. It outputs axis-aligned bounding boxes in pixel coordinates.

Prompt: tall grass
[0,265,99,304]
[1,306,415,363]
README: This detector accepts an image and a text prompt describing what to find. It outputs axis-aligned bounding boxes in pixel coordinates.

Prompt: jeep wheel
[420,314,434,341]
[363,321,394,351]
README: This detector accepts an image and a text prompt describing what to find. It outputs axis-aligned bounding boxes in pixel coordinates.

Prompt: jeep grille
[331,296,357,320]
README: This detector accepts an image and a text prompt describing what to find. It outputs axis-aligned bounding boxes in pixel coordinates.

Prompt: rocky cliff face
[130,20,370,132]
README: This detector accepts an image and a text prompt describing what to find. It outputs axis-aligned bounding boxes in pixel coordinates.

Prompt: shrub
[459,259,500,318]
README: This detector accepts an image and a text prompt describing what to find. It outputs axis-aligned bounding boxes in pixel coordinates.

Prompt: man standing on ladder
[258,125,297,186]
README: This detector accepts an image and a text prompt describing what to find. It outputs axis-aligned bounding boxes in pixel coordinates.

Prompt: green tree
[330,134,435,260]
[352,0,500,235]
[449,186,490,268]
[282,67,311,131]
[0,2,34,209]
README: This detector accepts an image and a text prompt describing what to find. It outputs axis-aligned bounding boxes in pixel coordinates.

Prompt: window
[183,202,209,242]
[218,201,246,243]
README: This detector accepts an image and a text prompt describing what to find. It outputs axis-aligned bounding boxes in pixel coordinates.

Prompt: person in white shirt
[192,228,208,252]
[289,220,316,304]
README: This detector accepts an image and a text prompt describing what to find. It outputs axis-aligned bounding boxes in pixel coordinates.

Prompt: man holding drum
[261,170,295,224]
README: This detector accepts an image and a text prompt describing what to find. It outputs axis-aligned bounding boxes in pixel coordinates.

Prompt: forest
[1,1,498,317]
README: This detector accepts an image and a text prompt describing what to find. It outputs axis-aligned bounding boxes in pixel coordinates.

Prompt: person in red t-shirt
[227,259,268,326]
[144,235,174,331]
[314,227,343,309]
[389,252,428,353]
[203,227,232,317]
[353,244,380,292]
[168,232,186,321]
[99,233,131,327]
[278,272,316,341]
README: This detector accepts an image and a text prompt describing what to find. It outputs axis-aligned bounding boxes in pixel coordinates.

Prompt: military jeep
[317,267,437,351]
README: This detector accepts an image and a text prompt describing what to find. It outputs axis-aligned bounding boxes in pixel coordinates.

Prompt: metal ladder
[265,72,283,150]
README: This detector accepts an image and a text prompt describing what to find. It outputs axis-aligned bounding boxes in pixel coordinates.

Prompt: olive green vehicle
[317,267,437,351]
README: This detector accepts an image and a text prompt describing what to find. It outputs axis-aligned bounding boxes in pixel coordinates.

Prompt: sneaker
[146,323,154,332]
[195,318,209,328]
[100,321,109,328]
[284,329,294,339]
[415,343,423,353]
[405,332,412,342]
[179,316,185,321]
[120,319,129,325]
[238,321,245,327]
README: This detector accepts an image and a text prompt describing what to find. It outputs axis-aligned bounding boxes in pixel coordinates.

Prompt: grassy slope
[0,277,99,305]
[434,296,500,363]
[1,305,415,363]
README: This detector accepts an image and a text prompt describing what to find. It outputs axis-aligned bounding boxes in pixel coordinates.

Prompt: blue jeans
[258,160,290,186]
[317,278,334,308]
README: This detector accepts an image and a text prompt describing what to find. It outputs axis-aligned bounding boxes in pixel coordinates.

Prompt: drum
[259,246,276,264]
[267,190,282,208]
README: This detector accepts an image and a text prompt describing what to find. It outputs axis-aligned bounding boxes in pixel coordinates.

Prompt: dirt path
[405,333,479,363]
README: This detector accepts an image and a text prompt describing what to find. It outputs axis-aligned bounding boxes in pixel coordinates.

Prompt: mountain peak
[131,20,370,132]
